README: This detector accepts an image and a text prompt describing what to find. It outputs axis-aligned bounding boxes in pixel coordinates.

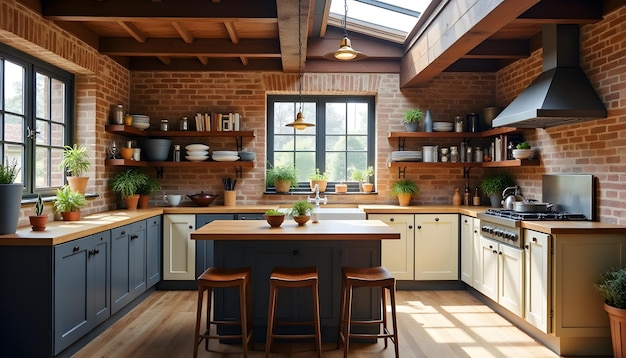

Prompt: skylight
[328,0,431,43]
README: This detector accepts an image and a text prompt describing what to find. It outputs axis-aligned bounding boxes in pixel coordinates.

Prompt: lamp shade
[286,111,314,130]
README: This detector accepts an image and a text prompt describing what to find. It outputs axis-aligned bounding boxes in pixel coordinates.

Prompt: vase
[293,215,310,226]
[604,303,626,358]
[424,110,433,132]
[29,215,48,231]
[264,214,285,228]
[452,188,462,206]
[0,183,23,235]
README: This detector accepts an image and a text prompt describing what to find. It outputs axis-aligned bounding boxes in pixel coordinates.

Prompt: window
[0,44,73,196]
[267,95,375,192]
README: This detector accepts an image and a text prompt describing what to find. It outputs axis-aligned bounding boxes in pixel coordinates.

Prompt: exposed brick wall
[495,6,626,224]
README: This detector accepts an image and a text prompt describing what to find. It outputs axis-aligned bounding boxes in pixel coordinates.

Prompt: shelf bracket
[155,166,164,179]
[398,137,406,151]
[398,166,406,179]
[234,136,243,151]
[234,166,243,178]
[463,166,472,179]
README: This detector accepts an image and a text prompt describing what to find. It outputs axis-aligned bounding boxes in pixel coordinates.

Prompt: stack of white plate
[131,115,150,130]
[185,144,210,162]
[391,150,422,162]
[433,121,453,132]
[212,150,239,162]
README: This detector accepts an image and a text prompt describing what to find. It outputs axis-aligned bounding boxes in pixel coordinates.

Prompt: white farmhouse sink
[278,207,366,220]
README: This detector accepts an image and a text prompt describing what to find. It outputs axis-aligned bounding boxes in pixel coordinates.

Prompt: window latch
[26,126,40,140]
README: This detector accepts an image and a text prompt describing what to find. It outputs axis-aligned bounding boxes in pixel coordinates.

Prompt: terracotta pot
[29,215,48,231]
[361,182,373,193]
[61,211,81,221]
[274,180,291,193]
[124,194,140,210]
[605,303,626,358]
[138,194,151,209]
[66,176,89,194]
[293,215,310,226]
[264,214,285,228]
[397,193,412,206]
[335,183,348,193]
[309,180,327,192]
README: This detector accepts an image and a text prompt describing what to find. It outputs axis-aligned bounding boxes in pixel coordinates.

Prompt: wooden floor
[73,290,561,358]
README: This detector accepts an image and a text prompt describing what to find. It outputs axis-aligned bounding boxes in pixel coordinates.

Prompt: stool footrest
[209,319,243,326]
[275,320,316,326]
[347,319,384,325]
[272,333,318,340]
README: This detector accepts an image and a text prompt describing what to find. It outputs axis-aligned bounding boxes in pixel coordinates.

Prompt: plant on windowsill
[308,168,328,192]
[59,144,91,194]
[110,168,148,210]
[403,108,424,132]
[287,200,314,226]
[595,267,626,358]
[391,179,419,206]
[266,165,297,193]
[264,209,286,228]
[479,173,514,208]
[0,158,23,235]
[351,166,374,193]
[136,175,161,209]
[29,193,48,231]
[54,185,87,221]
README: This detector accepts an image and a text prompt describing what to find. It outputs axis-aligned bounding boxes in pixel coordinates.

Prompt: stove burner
[483,209,587,221]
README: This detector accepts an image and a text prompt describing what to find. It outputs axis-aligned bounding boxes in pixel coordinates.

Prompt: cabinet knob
[408,225,413,229]
[525,245,529,249]
[498,251,502,255]
[292,250,299,256]
[493,250,498,254]
[389,217,394,222]
[121,230,126,235]
[73,246,80,252]
[189,225,193,229]
[435,217,439,222]
[417,225,421,230]
[532,237,537,242]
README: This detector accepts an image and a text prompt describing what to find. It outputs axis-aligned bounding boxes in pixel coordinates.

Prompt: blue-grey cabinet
[146,216,161,288]
[54,231,111,354]
[196,214,234,276]
[111,220,147,314]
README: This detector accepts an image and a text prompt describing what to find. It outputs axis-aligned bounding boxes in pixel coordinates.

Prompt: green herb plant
[136,175,161,196]
[308,168,327,181]
[288,200,314,217]
[34,193,45,216]
[0,158,20,184]
[479,173,514,195]
[54,185,87,213]
[59,144,90,177]
[403,109,424,124]
[595,267,626,309]
[351,166,374,183]
[110,168,148,198]
[264,209,284,216]
[516,142,531,149]
[391,179,419,197]
[266,165,297,187]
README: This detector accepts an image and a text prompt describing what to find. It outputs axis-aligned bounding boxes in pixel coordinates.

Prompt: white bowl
[212,150,239,156]
[185,144,210,151]
[512,148,533,159]
[132,122,150,130]
[186,150,209,156]
[185,155,209,162]
[212,156,239,162]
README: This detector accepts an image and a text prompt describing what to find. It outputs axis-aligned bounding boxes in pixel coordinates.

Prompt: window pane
[347,152,368,176]
[274,102,294,134]
[347,135,367,151]
[347,103,368,135]
[36,73,50,119]
[36,119,49,145]
[294,135,315,150]
[274,135,294,151]
[273,152,293,168]
[51,123,64,146]
[51,78,65,123]
[4,114,24,142]
[4,143,23,184]
[326,152,346,181]
[35,146,49,187]
[4,61,24,115]
[50,147,64,187]
[326,103,346,134]
[295,152,315,182]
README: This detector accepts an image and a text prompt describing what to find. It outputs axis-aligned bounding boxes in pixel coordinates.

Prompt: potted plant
[595,267,626,358]
[136,175,160,209]
[403,108,424,132]
[59,144,91,194]
[54,185,87,221]
[110,168,148,210]
[351,166,374,193]
[264,209,286,228]
[29,193,47,231]
[287,200,314,226]
[512,141,533,160]
[266,165,297,193]
[391,179,419,206]
[480,173,514,208]
[0,158,22,235]
[308,168,328,192]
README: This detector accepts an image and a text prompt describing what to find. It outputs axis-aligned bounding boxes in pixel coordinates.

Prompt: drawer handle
[89,249,100,256]
[130,234,138,240]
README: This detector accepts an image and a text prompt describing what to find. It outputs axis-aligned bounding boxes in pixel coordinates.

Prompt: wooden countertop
[521,220,626,234]
[190,219,401,241]
[359,205,491,217]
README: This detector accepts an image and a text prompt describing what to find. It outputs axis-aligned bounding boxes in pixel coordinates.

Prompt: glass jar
[450,146,458,163]
[114,104,124,124]
[173,144,180,162]
[475,147,483,162]
[460,142,467,162]
[440,148,449,162]
[454,116,464,132]
[466,146,473,163]
[160,119,169,131]
[180,117,188,131]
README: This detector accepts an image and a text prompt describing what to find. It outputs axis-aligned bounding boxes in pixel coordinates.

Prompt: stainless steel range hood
[492,24,607,128]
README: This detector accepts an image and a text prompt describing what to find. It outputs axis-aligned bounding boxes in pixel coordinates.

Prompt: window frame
[266,95,376,193]
[0,43,74,198]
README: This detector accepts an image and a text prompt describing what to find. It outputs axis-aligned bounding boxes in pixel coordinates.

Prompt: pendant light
[286,0,315,130]
[324,0,367,61]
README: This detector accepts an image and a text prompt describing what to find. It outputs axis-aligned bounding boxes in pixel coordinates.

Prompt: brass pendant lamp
[286,0,315,130]
[324,0,367,61]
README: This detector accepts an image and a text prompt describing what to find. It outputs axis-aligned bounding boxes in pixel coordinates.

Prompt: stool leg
[389,285,400,358]
[343,284,353,358]
[312,281,322,357]
[265,282,277,357]
[337,276,346,349]
[240,282,249,358]
[246,276,254,352]
[205,287,213,351]
[382,286,388,349]
[193,285,204,358]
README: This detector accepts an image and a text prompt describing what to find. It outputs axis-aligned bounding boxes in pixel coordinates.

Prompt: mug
[132,148,141,161]
[164,194,182,207]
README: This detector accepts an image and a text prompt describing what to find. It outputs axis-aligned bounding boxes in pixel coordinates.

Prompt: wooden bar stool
[338,266,399,358]
[265,266,322,357]
[193,267,253,358]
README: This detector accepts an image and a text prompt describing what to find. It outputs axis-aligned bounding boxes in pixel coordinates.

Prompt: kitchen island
[190,219,400,342]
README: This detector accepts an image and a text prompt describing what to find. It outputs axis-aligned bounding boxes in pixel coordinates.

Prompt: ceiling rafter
[117,21,146,43]
[99,38,281,57]
[172,22,194,43]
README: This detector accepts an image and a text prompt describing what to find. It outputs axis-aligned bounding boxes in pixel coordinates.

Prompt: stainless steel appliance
[477,174,594,249]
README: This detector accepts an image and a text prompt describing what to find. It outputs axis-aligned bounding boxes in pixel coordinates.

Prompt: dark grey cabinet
[111,220,147,314]
[54,231,111,355]
[196,214,234,276]
[146,216,162,288]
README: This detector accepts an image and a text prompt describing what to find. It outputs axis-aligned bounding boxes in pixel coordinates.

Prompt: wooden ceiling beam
[172,22,194,43]
[157,56,171,65]
[99,38,281,57]
[224,22,239,44]
[305,58,400,73]
[518,0,603,23]
[129,57,283,71]
[463,39,529,59]
[117,21,146,43]
[276,0,310,73]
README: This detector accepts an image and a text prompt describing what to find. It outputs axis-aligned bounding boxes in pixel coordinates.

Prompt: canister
[466,113,479,132]
[454,116,464,132]
[160,119,169,131]
[180,117,188,131]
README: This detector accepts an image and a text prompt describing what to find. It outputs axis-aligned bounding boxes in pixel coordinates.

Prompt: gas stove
[482,208,588,221]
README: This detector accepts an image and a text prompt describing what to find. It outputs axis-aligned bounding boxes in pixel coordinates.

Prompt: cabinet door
[196,214,235,276]
[471,218,481,288]
[499,244,524,317]
[524,229,550,333]
[111,224,132,314]
[477,236,498,301]
[414,214,459,280]
[163,214,196,280]
[460,215,474,284]
[91,231,111,326]
[130,220,147,299]
[236,213,265,220]
[369,214,414,280]
[146,216,162,288]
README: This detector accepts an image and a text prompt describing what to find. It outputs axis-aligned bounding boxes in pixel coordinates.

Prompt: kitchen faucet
[308,183,327,208]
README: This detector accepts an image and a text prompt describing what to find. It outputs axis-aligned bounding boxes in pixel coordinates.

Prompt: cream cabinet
[460,215,474,284]
[477,236,524,317]
[414,214,459,280]
[369,214,415,280]
[524,229,551,333]
[163,214,196,280]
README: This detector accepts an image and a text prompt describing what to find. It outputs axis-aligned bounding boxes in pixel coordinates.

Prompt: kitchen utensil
[186,191,218,206]
[513,199,554,213]
[164,194,182,207]
[502,185,525,210]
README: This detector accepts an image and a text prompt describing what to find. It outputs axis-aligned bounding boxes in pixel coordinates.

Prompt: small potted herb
[351,166,374,192]
[288,200,315,226]
[595,267,626,357]
[480,173,514,207]
[59,144,91,194]
[266,165,297,193]
[110,168,148,210]
[308,168,328,192]
[264,209,286,228]
[54,185,87,221]
[29,193,47,231]
[512,141,533,160]
[403,108,424,132]
[136,175,161,209]
[391,179,419,206]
